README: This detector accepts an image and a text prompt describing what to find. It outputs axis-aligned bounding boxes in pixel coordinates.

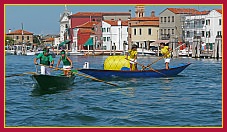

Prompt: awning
[59,40,71,47]
[83,38,93,46]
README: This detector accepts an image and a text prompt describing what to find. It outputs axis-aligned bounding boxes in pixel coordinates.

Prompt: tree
[5,36,14,46]
[33,35,41,45]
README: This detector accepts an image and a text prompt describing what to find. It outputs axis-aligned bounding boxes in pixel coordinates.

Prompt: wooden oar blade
[6,72,38,78]
[74,72,118,87]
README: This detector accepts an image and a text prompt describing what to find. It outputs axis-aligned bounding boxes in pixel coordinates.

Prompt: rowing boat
[78,63,191,79]
[31,74,75,89]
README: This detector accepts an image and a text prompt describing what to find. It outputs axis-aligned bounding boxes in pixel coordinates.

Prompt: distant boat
[179,48,192,57]
[134,48,157,56]
[26,50,36,56]
[24,46,36,56]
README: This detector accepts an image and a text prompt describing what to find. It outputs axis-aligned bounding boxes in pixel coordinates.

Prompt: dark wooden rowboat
[78,63,191,79]
[31,74,75,89]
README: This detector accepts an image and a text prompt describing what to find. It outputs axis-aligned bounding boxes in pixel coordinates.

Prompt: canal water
[5,55,222,127]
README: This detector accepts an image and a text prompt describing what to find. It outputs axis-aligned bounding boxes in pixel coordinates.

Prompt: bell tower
[135,5,145,17]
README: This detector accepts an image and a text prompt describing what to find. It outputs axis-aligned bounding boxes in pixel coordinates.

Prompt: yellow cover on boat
[104,56,130,70]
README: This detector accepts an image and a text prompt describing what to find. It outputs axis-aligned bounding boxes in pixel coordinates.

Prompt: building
[128,5,159,50]
[6,29,33,45]
[159,8,199,42]
[75,21,99,50]
[59,6,72,49]
[68,11,131,51]
[184,9,222,49]
[102,20,128,51]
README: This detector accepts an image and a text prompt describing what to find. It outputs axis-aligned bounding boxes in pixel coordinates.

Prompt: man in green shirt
[34,48,54,75]
[56,50,73,76]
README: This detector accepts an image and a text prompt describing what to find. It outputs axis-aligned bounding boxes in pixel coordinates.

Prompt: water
[5,55,222,127]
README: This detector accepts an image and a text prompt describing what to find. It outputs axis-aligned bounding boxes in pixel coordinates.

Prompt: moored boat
[78,63,191,79]
[31,74,75,89]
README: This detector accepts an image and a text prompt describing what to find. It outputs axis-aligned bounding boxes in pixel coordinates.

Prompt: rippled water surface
[5,55,222,127]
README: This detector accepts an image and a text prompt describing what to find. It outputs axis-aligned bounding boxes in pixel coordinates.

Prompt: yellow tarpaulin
[104,56,130,70]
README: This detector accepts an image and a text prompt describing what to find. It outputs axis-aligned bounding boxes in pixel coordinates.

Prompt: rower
[56,50,73,76]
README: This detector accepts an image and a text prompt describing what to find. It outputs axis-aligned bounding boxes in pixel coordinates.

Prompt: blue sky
[5,4,222,35]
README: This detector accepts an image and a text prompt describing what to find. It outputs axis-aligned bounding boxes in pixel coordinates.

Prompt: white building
[59,6,72,43]
[184,9,222,48]
[102,20,128,51]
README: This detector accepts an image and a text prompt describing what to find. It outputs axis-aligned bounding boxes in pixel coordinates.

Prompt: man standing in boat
[126,44,138,71]
[160,42,172,69]
[34,48,54,75]
[56,50,73,76]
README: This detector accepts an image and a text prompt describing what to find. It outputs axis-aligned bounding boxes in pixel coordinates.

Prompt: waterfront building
[59,5,72,50]
[128,5,159,51]
[184,9,222,50]
[6,29,33,45]
[102,20,128,51]
[75,21,100,50]
[68,11,131,51]
[159,8,199,43]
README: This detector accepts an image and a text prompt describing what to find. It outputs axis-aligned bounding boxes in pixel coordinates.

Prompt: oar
[53,67,119,87]
[125,58,167,77]
[6,72,38,78]
[143,43,186,70]
[72,70,118,87]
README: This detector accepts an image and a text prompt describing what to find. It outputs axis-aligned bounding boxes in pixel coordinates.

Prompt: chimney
[9,29,11,33]
[151,11,155,17]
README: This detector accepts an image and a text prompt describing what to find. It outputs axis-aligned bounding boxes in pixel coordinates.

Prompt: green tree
[5,36,14,46]
[33,35,42,45]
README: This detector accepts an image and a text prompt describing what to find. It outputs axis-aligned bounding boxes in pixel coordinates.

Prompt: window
[219,19,222,25]
[148,28,152,35]
[217,31,222,36]
[172,29,174,35]
[186,31,190,37]
[102,28,106,32]
[160,29,163,35]
[164,17,166,22]
[206,31,211,38]
[103,37,106,41]
[202,31,205,37]
[172,16,174,22]
[206,19,210,25]
[16,36,19,40]
[107,37,111,41]
[134,28,136,35]
[202,20,205,25]
[22,36,24,40]
[139,28,142,35]
[194,31,197,37]
[27,36,29,40]
[161,17,163,23]
[168,16,170,22]
[65,24,68,28]
[107,28,110,32]
[168,29,170,35]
